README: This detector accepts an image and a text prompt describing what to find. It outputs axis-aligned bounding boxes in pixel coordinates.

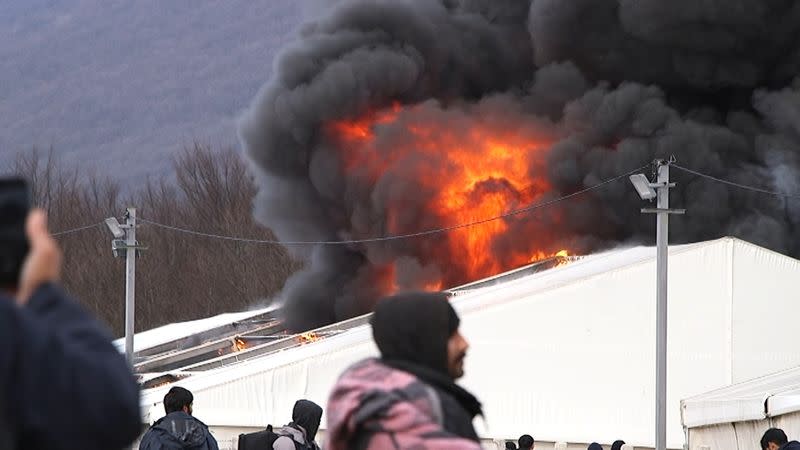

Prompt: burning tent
[136,237,800,449]
[239,0,800,330]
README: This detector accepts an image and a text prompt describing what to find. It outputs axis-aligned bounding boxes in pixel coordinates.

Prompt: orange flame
[529,249,569,263]
[423,280,444,291]
[234,337,247,352]
[326,102,563,293]
[297,332,320,344]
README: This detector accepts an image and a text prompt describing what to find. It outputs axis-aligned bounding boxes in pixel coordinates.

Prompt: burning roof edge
[447,254,582,294]
[113,303,280,355]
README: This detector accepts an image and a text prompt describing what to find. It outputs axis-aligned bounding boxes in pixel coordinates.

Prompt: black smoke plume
[240,0,800,331]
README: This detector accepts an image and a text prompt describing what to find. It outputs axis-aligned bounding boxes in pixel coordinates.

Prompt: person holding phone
[0,182,142,450]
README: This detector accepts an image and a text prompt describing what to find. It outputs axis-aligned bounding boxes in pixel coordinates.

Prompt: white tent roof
[139,237,800,449]
[114,304,278,353]
[682,365,800,428]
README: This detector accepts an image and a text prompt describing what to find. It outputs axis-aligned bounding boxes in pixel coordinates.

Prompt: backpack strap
[291,438,313,450]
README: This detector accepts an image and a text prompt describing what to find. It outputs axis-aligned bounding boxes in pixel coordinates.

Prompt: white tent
[138,237,800,449]
[113,304,278,353]
[682,365,800,449]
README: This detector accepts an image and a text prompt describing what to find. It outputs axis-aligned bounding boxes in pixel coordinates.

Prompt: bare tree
[8,148,125,329]
[133,143,299,331]
[4,145,298,336]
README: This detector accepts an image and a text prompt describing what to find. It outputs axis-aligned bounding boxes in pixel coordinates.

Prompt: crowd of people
[505,438,627,450]
[3,209,800,450]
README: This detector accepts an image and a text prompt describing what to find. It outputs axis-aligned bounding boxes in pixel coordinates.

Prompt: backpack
[237,425,313,450]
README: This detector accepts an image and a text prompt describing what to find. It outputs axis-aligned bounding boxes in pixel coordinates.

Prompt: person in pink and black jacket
[325,291,482,450]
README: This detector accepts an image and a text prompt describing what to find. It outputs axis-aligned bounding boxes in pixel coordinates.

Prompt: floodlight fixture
[629,174,657,200]
[105,217,125,238]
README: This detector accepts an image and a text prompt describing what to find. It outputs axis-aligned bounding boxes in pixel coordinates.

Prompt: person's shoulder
[182,414,215,437]
[189,414,210,429]
[272,434,296,450]
[139,423,167,446]
[144,417,166,433]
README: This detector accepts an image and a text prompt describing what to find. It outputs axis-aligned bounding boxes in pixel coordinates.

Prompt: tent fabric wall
[686,420,764,450]
[139,237,800,450]
[731,243,800,383]
[682,365,800,428]
[686,414,800,449]
[683,366,800,448]
[769,389,800,417]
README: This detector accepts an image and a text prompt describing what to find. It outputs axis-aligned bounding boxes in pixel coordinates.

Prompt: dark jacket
[781,441,800,450]
[274,399,323,450]
[0,283,141,450]
[384,358,481,441]
[139,411,219,450]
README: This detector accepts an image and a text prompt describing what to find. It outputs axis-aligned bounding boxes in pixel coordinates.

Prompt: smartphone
[0,177,31,289]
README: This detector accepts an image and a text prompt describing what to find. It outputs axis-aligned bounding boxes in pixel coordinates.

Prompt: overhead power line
[52,222,103,237]
[672,164,800,200]
[41,163,800,243]
[140,163,650,245]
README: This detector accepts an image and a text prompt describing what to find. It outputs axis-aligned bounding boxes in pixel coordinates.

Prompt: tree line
[3,145,299,337]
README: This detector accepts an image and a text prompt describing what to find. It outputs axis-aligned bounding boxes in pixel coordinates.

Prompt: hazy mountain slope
[0,0,305,182]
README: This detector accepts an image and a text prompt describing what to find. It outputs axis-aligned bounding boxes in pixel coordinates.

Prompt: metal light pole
[124,208,137,366]
[630,158,685,450]
[105,207,141,366]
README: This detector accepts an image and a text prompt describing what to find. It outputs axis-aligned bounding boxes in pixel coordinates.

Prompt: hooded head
[588,444,603,450]
[291,399,323,442]
[611,440,625,450]
[371,291,467,378]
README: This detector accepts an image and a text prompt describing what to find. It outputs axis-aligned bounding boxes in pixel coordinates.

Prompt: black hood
[152,412,209,449]
[370,291,483,421]
[291,399,322,442]
[371,291,458,376]
[782,441,800,450]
